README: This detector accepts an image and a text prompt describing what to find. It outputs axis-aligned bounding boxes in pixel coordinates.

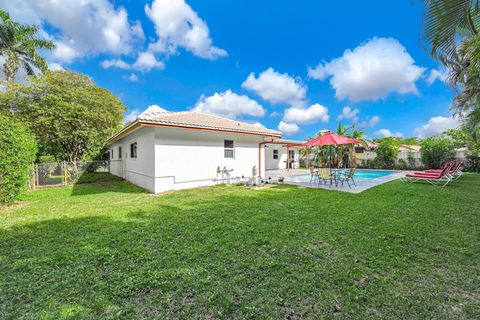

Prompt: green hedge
[420,136,455,169]
[0,114,37,205]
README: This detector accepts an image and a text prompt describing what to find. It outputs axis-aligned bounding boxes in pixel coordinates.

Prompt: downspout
[258,139,274,178]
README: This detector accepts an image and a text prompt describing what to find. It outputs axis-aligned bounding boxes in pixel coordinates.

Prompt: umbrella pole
[306,146,309,170]
[329,146,333,185]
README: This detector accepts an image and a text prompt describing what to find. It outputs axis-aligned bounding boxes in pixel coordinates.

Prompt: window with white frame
[224,140,234,158]
[130,142,137,158]
[118,146,122,159]
[273,149,279,159]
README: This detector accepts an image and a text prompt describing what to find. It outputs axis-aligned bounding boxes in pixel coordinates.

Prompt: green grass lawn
[1,173,479,319]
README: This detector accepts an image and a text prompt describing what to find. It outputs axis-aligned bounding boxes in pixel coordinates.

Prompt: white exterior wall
[397,149,422,166]
[108,127,156,192]
[264,145,300,170]
[153,127,266,193]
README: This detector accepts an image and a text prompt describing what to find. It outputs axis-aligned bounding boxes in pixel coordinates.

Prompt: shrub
[420,136,455,169]
[464,154,480,172]
[38,155,56,163]
[0,115,37,205]
[375,139,399,169]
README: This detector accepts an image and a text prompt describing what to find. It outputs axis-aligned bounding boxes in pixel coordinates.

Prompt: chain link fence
[30,161,109,189]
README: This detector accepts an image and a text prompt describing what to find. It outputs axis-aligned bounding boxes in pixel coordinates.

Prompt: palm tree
[421,0,480,63]
[0,10,55,82]
[421,0,480,139]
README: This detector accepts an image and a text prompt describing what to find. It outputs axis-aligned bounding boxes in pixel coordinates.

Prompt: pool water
[288,169,395,183]
[352,170,394,181]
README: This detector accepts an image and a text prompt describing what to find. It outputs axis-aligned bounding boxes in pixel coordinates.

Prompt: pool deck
[265,169,407,193]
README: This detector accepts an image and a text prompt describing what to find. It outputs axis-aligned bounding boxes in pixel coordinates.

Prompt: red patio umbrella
[303,132,360,171]
[303,132,360,146]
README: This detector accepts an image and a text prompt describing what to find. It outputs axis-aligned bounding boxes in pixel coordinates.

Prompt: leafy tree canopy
[0,70,126,162]
[374,139,400,169]
[420,135,455,169]
[444,128,470,148]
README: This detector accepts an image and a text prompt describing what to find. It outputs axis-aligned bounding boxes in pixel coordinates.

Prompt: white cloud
[101,54,165,72]
[269,112,280,118]
[193,90,265,119]
[128,73,139,82]
[308,37,425,102]
[414,116,460,138]
[125,105,168,123]
[124,110,140,123]
[283,103,329,124]
[426,68,448,85]
[250,122,266,128]
[140,105,168,116]
[338,106,359,121]
[132,52,165,71]
[48,63,64,71]
[367,115,380,128]
[101,59,131,69]
[145,0,227,60]
[53,42,79,62]
[375,129,404,138]
[4,0,145,63]
[360,115,380,128]
[278,121,300,135]
[242,68,306,107]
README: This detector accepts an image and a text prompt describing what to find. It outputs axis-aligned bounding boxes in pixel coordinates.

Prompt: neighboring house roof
[399,144,421,152]
[108,111,282,144]
[363,141,378,149]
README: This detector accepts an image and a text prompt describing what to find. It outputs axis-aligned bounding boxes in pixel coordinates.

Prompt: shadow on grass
[71,172,147,196]
[2,174,479,318]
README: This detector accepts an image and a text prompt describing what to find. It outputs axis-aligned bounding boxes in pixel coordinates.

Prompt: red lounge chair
[422,160,463,179]
[401,162,453,187]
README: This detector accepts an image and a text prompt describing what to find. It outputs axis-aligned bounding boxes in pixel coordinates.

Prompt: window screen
[224,140,234,158]
[130,142,137,158]
[273,149,279,159]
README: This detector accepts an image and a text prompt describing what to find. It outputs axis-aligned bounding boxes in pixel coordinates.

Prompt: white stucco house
[107,110,304,193]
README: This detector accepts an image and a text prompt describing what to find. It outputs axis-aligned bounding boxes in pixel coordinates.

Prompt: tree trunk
[3,62,13,82]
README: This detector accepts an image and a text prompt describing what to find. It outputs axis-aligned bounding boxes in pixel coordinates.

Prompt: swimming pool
[351,170,395,181]
[287,169,395,183]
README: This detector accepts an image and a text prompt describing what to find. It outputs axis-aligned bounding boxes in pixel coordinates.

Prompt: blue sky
[2,0,460,140]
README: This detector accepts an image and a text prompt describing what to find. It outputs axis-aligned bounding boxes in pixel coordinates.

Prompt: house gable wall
[153,127,265,193]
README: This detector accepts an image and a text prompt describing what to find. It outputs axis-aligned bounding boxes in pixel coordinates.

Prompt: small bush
[38,155,56,163]
[420,136,455,169]
[375,139,399,169]
[0,115,37,205]
[464,154,480,172]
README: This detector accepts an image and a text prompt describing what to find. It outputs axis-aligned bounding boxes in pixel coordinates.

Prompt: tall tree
[0,70,126,162]
[422,0,480,62]
[0,10,55,82]
[421,1,480,129]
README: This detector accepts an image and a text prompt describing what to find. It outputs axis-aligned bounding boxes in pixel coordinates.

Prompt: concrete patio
[265,169,406,193]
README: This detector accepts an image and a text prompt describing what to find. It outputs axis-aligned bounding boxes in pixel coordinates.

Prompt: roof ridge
[190,111,268,128]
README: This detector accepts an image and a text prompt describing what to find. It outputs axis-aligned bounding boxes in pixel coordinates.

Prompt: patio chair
[422,160,463,180]
[309,167,319,183]
[336,168,356,188]
[401,162,453,187]
[318,168,333,185]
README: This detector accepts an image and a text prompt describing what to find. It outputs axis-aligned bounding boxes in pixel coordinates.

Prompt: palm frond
[422,0,480,60]
[0,12,55,81]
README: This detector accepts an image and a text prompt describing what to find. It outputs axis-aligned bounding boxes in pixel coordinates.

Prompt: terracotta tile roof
[399,144,421,152]
[109,111,282,143]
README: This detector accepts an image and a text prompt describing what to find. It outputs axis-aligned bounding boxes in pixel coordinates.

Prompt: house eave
[106,121,282,145]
